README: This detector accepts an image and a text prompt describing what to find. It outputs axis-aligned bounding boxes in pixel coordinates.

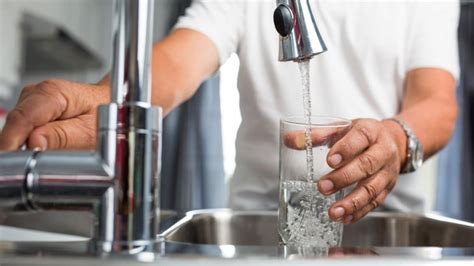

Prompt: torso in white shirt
[175,0,459,211]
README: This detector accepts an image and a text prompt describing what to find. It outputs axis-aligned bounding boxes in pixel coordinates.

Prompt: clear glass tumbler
[278,116,351,247]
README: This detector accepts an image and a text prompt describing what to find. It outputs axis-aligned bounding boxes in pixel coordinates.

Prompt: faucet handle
[274,4,294,37]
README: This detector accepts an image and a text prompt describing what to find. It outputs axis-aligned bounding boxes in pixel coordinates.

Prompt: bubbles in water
[279,181,343,247]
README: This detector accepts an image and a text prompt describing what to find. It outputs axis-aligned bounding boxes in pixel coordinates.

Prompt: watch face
[413,143,424,169]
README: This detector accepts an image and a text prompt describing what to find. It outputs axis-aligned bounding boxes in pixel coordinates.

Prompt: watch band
[389,118,423,173]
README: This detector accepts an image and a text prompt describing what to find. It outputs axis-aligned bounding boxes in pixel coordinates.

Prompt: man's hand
[0,80,109,151]
[318,119,406,224]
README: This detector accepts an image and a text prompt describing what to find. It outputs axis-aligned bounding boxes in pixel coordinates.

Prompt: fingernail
[334,207,345,218]
[37,136,48,151]
[319,180,334,193]
[295,134,305,150]
[328,154,343,166]
[344,215,354,224]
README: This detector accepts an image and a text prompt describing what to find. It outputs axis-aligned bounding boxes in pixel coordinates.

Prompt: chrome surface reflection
[274,0,327,61]
[162,210,474,248]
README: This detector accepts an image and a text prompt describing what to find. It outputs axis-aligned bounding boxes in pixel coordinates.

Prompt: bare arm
[0,29,219,150]
[390,68,458,163]
[151,29,219,114]
[100,28,220,114]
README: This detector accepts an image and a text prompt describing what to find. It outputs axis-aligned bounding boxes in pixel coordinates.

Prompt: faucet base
[90,239,164,255]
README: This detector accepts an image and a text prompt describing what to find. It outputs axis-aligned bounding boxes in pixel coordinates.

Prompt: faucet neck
[98,0,162,249]
[111,0,154,105]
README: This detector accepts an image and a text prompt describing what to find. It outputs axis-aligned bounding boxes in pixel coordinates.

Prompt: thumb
[27,116,96,150]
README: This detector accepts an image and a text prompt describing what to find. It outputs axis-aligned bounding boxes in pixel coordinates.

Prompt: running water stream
[278,60,344,246]
[298,60,314,182]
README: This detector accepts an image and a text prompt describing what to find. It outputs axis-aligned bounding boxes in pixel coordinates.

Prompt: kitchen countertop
[0,236,472,266]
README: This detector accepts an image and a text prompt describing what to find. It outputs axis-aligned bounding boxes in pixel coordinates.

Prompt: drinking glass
[278,116,351,247]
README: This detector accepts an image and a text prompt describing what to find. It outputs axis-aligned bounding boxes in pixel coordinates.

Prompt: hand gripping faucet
[274,0,327,61]
[0,0,160,253]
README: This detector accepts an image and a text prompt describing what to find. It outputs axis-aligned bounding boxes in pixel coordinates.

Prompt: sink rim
[159,208,277,239]
[160,208,474,247]
[162,208,474,226]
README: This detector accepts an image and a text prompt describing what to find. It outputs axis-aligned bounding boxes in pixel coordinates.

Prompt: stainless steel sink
[162,209,474,247]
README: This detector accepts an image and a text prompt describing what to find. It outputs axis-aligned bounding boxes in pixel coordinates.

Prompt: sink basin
[162,209,474,247]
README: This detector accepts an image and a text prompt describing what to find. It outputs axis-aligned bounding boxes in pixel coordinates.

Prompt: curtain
[458,1,474,222]
[155,0,226,212]
[436,1,474,222]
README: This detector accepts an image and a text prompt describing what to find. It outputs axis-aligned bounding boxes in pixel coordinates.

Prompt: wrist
[382,119,408,171]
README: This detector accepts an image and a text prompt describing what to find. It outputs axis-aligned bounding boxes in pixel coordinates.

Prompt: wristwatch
[389,118,424,174]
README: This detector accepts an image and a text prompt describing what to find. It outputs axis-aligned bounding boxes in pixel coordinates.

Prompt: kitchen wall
[0,0,177,109]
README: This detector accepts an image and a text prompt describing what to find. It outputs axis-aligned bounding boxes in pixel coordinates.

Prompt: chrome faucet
[0,0,161,253]
[274,0,327,61]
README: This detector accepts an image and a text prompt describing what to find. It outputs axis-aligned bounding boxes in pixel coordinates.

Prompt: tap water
[278,61,343,247]
[298,60,314,183]
[279,180,343,246]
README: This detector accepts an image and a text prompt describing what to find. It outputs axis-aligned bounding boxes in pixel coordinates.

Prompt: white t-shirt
[174,0,460,211]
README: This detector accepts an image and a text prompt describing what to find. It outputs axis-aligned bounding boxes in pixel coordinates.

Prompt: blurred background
[0,0,472,222]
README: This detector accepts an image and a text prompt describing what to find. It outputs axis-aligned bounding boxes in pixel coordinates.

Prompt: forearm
[99,29,219,115]
[384,68,457,167]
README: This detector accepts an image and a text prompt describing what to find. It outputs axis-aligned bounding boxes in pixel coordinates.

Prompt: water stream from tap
[298,60,314,183]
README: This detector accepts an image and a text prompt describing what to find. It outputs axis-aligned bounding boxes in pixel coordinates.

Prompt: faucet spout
[274,0,328,61]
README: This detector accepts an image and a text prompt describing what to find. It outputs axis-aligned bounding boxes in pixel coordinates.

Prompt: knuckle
[356,119,382,138]
[19,85,35,97]
[358,153,379,175]
[357,125,375,144]
[340,141,354,153]
[37,82,55,94]
[37,80,61,96]
[6,109,30,124]
[370,199,381,210]
[38,79,60,89]
[38,81,68,114]
[52,125,69,149]
[340,169,353,186]
[362,183,378,202]
[350,197,361,212]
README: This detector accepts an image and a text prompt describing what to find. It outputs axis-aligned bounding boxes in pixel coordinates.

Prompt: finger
[318,144,390,194]
[0,85,52,150]
[327,170,393,221]
[0,80,104,150]
[326,119,381,168]
[0,109,35,150]
[342,189,390,224]
[27,115,97,150]
[16,85,37,103]
[284,126,347,150]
